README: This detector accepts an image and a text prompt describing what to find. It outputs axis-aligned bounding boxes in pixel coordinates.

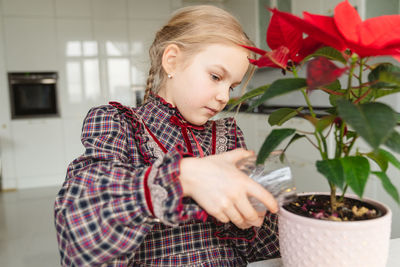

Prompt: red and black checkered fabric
[54,94,279,266]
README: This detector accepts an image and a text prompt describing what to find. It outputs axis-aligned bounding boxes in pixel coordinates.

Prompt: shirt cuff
[145,143,207,226]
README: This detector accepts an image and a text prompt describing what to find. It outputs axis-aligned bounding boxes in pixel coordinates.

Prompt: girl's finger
[247,181,279,213]
[214,212,230,224]
[224,205,246,228]
[234,195,259,223]
[224,148,255,164]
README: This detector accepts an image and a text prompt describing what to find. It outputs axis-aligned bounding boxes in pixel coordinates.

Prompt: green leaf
[268,107,303,126]
[337,100,397,150]
[326,80,344,106]
[227,85,269,110]
[374,88,400,100]
[345,130,357,140]
[341,156,370,198]
[247,78,307,111]
[325,107,338,115]
[257,128,296,164]
[366,151,388,172]
[372,171,400,204]
[378,70,400,86]
[378,149,400,170]
[303,46,347,64]
[384,130,400,154]
[316,159,345,189]
[316,115,336,132]
[329,90,346,106]
[368,63,400,89]
[325,79,342,91]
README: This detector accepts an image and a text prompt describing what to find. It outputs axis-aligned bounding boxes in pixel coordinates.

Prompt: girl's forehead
[190,43,249,63]
[193,43,250,77]
[177,43,250,78]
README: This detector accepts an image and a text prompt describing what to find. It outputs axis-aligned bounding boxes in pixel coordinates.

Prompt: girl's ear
[162,44,181,76]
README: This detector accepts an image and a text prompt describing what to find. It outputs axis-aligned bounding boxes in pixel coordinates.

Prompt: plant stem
[320,86,345,95]
[346,56,357,99]
[335,129,340,157]
[340,185,349,201]
[358,58,364,98]
[292,63,298,77]
[296,62,316,119]
[319,131,328,159]
[313,132,323,153]
[304,135,320,150]
[338,122,345,157]
[301,89,316,118]
[346,136,358,156]
[330,182,337,212]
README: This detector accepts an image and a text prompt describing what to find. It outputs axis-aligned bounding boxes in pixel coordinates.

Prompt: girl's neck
[156,88,176,108]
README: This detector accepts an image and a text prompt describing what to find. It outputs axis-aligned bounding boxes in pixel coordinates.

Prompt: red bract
[334,0,400,57]
[267,9,302,61]
[242,44,290,69]
[272,0,400,59]
[296,36,324,62]
[307,57,347,90]
[270,9,347,53]
[242,8,322,69]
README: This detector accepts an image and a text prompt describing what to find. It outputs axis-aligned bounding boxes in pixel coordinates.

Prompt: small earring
[167,74,172,79]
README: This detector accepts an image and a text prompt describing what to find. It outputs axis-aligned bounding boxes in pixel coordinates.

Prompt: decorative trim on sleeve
[211,121,216,155]
[214,120,228,154]
[146,156,171,224]
[109,101,152,164]
[143,166,154,216]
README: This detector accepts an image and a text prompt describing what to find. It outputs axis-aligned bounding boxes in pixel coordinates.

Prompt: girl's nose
[215,86,230,104]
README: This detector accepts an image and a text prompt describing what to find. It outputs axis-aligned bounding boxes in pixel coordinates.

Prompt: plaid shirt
[54,94,279,266]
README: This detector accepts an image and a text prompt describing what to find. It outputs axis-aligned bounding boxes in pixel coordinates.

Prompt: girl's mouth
[205,107,218,116]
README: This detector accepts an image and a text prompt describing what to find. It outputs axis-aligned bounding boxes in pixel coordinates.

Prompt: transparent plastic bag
[236,150,297,212]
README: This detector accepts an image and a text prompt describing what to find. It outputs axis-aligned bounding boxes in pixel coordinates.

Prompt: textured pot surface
[278,193,392,267]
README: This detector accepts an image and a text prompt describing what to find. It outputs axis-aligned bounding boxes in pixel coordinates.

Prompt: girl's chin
[188,116,208,126]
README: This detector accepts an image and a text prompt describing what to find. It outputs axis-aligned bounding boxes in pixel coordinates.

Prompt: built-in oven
[8,72,59,119]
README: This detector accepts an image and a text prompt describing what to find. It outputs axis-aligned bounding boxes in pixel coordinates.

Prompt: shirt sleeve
[54,105,204,266]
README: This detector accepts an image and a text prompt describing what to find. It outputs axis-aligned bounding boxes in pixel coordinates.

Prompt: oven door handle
[10,78,57,84]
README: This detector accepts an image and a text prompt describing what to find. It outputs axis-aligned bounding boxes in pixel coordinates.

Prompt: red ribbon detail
[170,116,205,157]
[169,116,204,130]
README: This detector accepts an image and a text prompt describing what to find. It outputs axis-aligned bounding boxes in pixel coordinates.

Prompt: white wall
[0,0,177,189]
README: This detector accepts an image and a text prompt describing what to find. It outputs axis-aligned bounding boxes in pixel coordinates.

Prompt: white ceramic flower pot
[278,193,392,267]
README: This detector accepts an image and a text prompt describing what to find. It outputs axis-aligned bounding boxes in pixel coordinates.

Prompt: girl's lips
[205,107,218,116]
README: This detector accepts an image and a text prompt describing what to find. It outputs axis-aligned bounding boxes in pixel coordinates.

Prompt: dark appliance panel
[8,72,59,119]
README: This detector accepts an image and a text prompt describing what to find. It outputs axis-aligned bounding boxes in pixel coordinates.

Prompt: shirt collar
[137,93,209,132]
[146,93,178,116]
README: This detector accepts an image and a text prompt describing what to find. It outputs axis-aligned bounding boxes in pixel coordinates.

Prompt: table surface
[248,238,400,267]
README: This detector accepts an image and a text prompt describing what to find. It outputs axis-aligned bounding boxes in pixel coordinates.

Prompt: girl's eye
[211,73,234,91]
[211,73,220,81]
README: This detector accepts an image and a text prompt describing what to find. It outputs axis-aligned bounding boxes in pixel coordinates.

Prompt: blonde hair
[143,5,255,103]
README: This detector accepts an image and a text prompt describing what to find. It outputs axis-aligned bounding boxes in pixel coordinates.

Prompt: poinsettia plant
[230,0,400,216]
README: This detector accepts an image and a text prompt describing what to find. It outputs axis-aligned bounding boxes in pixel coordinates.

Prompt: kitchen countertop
[247,238,400,267]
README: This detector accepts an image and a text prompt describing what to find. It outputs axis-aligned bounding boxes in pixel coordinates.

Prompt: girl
[54,5,280,266]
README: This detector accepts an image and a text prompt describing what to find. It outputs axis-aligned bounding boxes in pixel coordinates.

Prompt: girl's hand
[179,148,278,229]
